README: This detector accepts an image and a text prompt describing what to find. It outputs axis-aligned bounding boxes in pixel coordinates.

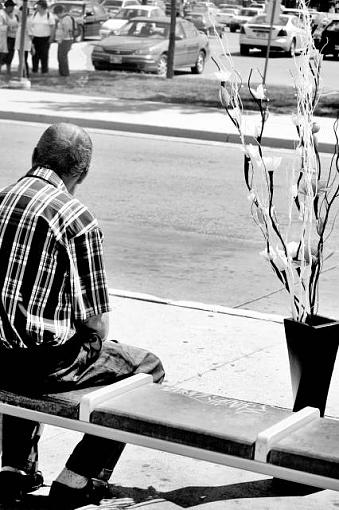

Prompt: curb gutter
[0,110,334,154]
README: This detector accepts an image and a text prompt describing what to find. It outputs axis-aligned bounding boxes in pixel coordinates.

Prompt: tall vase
[284,315,339,417]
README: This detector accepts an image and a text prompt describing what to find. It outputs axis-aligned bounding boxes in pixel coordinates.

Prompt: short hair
[53,4,64,14]
[35,0,48,9]
[33,123,93,179]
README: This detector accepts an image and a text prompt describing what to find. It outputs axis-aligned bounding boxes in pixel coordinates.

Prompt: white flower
[291,184,298,198]
[250,84,266,100]
[287,241,300,260]
[263,157,282,173]
[215,70,232,82]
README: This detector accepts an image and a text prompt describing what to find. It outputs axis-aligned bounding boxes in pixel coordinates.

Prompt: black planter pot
[284,315,339,417]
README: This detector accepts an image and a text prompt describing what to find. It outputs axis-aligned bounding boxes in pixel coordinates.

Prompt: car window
[240,8,258,16]
[175,22,185,37]
[119,19,169,36]
[183,21,198,37]
[327,20,339,31]
[53,3,84,15]
[254,14,288,25]
[104,0,122,6]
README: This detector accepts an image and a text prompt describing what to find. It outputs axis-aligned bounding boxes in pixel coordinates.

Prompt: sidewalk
[0,87,337,153]
[29,290,339,510]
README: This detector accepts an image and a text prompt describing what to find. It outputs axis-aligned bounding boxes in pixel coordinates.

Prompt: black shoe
[49,479,110,509]
[0,470,44,502]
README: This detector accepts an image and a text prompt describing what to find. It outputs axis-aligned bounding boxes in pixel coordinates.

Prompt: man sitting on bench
[0,123,165,509]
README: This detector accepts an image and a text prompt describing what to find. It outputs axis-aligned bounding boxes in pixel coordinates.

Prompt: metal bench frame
[0,374,338,491]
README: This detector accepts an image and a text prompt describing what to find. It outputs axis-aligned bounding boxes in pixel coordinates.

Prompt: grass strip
[4,70,339,117]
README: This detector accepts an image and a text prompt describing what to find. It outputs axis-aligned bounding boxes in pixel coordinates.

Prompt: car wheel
[191,50,206,74]
[156,54,168,77]
[240,44,250,56]
[75,25,84,42]
[287,38,296,57]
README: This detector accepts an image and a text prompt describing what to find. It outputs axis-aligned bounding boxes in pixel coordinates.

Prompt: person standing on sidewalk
[15,5,33,77]
[3,0,19,74]
[0,122,165,510]
[0,3,8,73]
[53,4,73,76]
[30,0,55,74]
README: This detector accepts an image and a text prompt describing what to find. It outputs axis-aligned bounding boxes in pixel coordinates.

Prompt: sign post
[263,0,281,85]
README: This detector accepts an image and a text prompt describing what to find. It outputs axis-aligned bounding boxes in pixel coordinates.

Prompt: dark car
[91,16,210,75]
[50,1,109,40]
[314,19,339,58]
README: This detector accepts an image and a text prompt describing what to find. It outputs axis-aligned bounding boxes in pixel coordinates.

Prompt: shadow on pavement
[0,479,323,509]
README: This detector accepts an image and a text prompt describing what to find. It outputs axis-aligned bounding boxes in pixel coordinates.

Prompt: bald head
[32,123,93,181]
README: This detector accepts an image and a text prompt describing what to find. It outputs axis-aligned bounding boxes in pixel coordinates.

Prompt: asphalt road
[2,120,339,318]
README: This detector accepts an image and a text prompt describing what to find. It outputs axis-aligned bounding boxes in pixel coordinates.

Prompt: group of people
[0,0,75,78]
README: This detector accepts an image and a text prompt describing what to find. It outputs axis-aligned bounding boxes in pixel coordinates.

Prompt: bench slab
[91,384,290,459]
[269,418,339,479]
[0,387,102,419]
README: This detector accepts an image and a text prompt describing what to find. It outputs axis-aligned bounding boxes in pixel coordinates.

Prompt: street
[1,119,338,318]
[11,32,339,90]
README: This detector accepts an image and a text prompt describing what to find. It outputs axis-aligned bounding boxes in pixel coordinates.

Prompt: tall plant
[214,0,339,322]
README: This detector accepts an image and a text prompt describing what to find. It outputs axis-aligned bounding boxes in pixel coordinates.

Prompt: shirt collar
[25,167,68,192]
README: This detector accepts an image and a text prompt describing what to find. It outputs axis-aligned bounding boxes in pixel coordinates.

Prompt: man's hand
[77,312,110,341]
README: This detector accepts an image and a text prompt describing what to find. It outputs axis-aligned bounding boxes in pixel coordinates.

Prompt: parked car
[314,18,339,58]
[239,13,308,56]
[215,6,239,28]
[50,0,109,39]
[185,11,224,35]
[228,7,262,32]
[99,4,164,37]
[91,16,210,75]
[101,0,140,17]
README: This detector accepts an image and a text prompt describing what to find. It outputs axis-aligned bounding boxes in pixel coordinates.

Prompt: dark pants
[3,37,15,70]
[0,336,165,481]
[32,36,50,73]
[57,40,72,76]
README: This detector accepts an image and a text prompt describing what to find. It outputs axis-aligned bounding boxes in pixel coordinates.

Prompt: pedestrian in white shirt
[3,0,18,73]
[0,5,8,73]
[30,0,55,74]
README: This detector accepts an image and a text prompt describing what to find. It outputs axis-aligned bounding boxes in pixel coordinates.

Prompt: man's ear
[32,147,38,165]
[77,167,89,184]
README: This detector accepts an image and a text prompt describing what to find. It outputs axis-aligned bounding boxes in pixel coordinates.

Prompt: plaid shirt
[0,167,111,348]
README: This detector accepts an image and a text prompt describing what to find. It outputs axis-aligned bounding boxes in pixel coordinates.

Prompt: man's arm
[77,312,110,341]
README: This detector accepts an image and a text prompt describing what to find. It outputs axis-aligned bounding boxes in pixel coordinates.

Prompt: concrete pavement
[28,290,339,510]
[0,84,338,509]
[0,87,337,153]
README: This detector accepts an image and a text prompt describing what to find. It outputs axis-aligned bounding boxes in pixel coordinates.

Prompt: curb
[108,288,285,324]
[0,110,334,154]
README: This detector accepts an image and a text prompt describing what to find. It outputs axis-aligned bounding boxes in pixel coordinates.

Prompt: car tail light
[240,25,245,33]
[277,29,287,36]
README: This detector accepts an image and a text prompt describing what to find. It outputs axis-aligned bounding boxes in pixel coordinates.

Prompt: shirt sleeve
[68,226,111,321]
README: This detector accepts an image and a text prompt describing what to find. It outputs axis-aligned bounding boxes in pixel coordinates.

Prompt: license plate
[256,32,268,38]
[110,55,122,64]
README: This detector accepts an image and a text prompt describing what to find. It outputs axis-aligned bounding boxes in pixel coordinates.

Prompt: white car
[239,13,308,56]
[215,7,240,28]
[101,0,140,17]
[99,4,164,37]
[228,7,263,32]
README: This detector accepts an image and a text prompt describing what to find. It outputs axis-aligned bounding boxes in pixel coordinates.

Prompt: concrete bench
[0,373,339,491]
